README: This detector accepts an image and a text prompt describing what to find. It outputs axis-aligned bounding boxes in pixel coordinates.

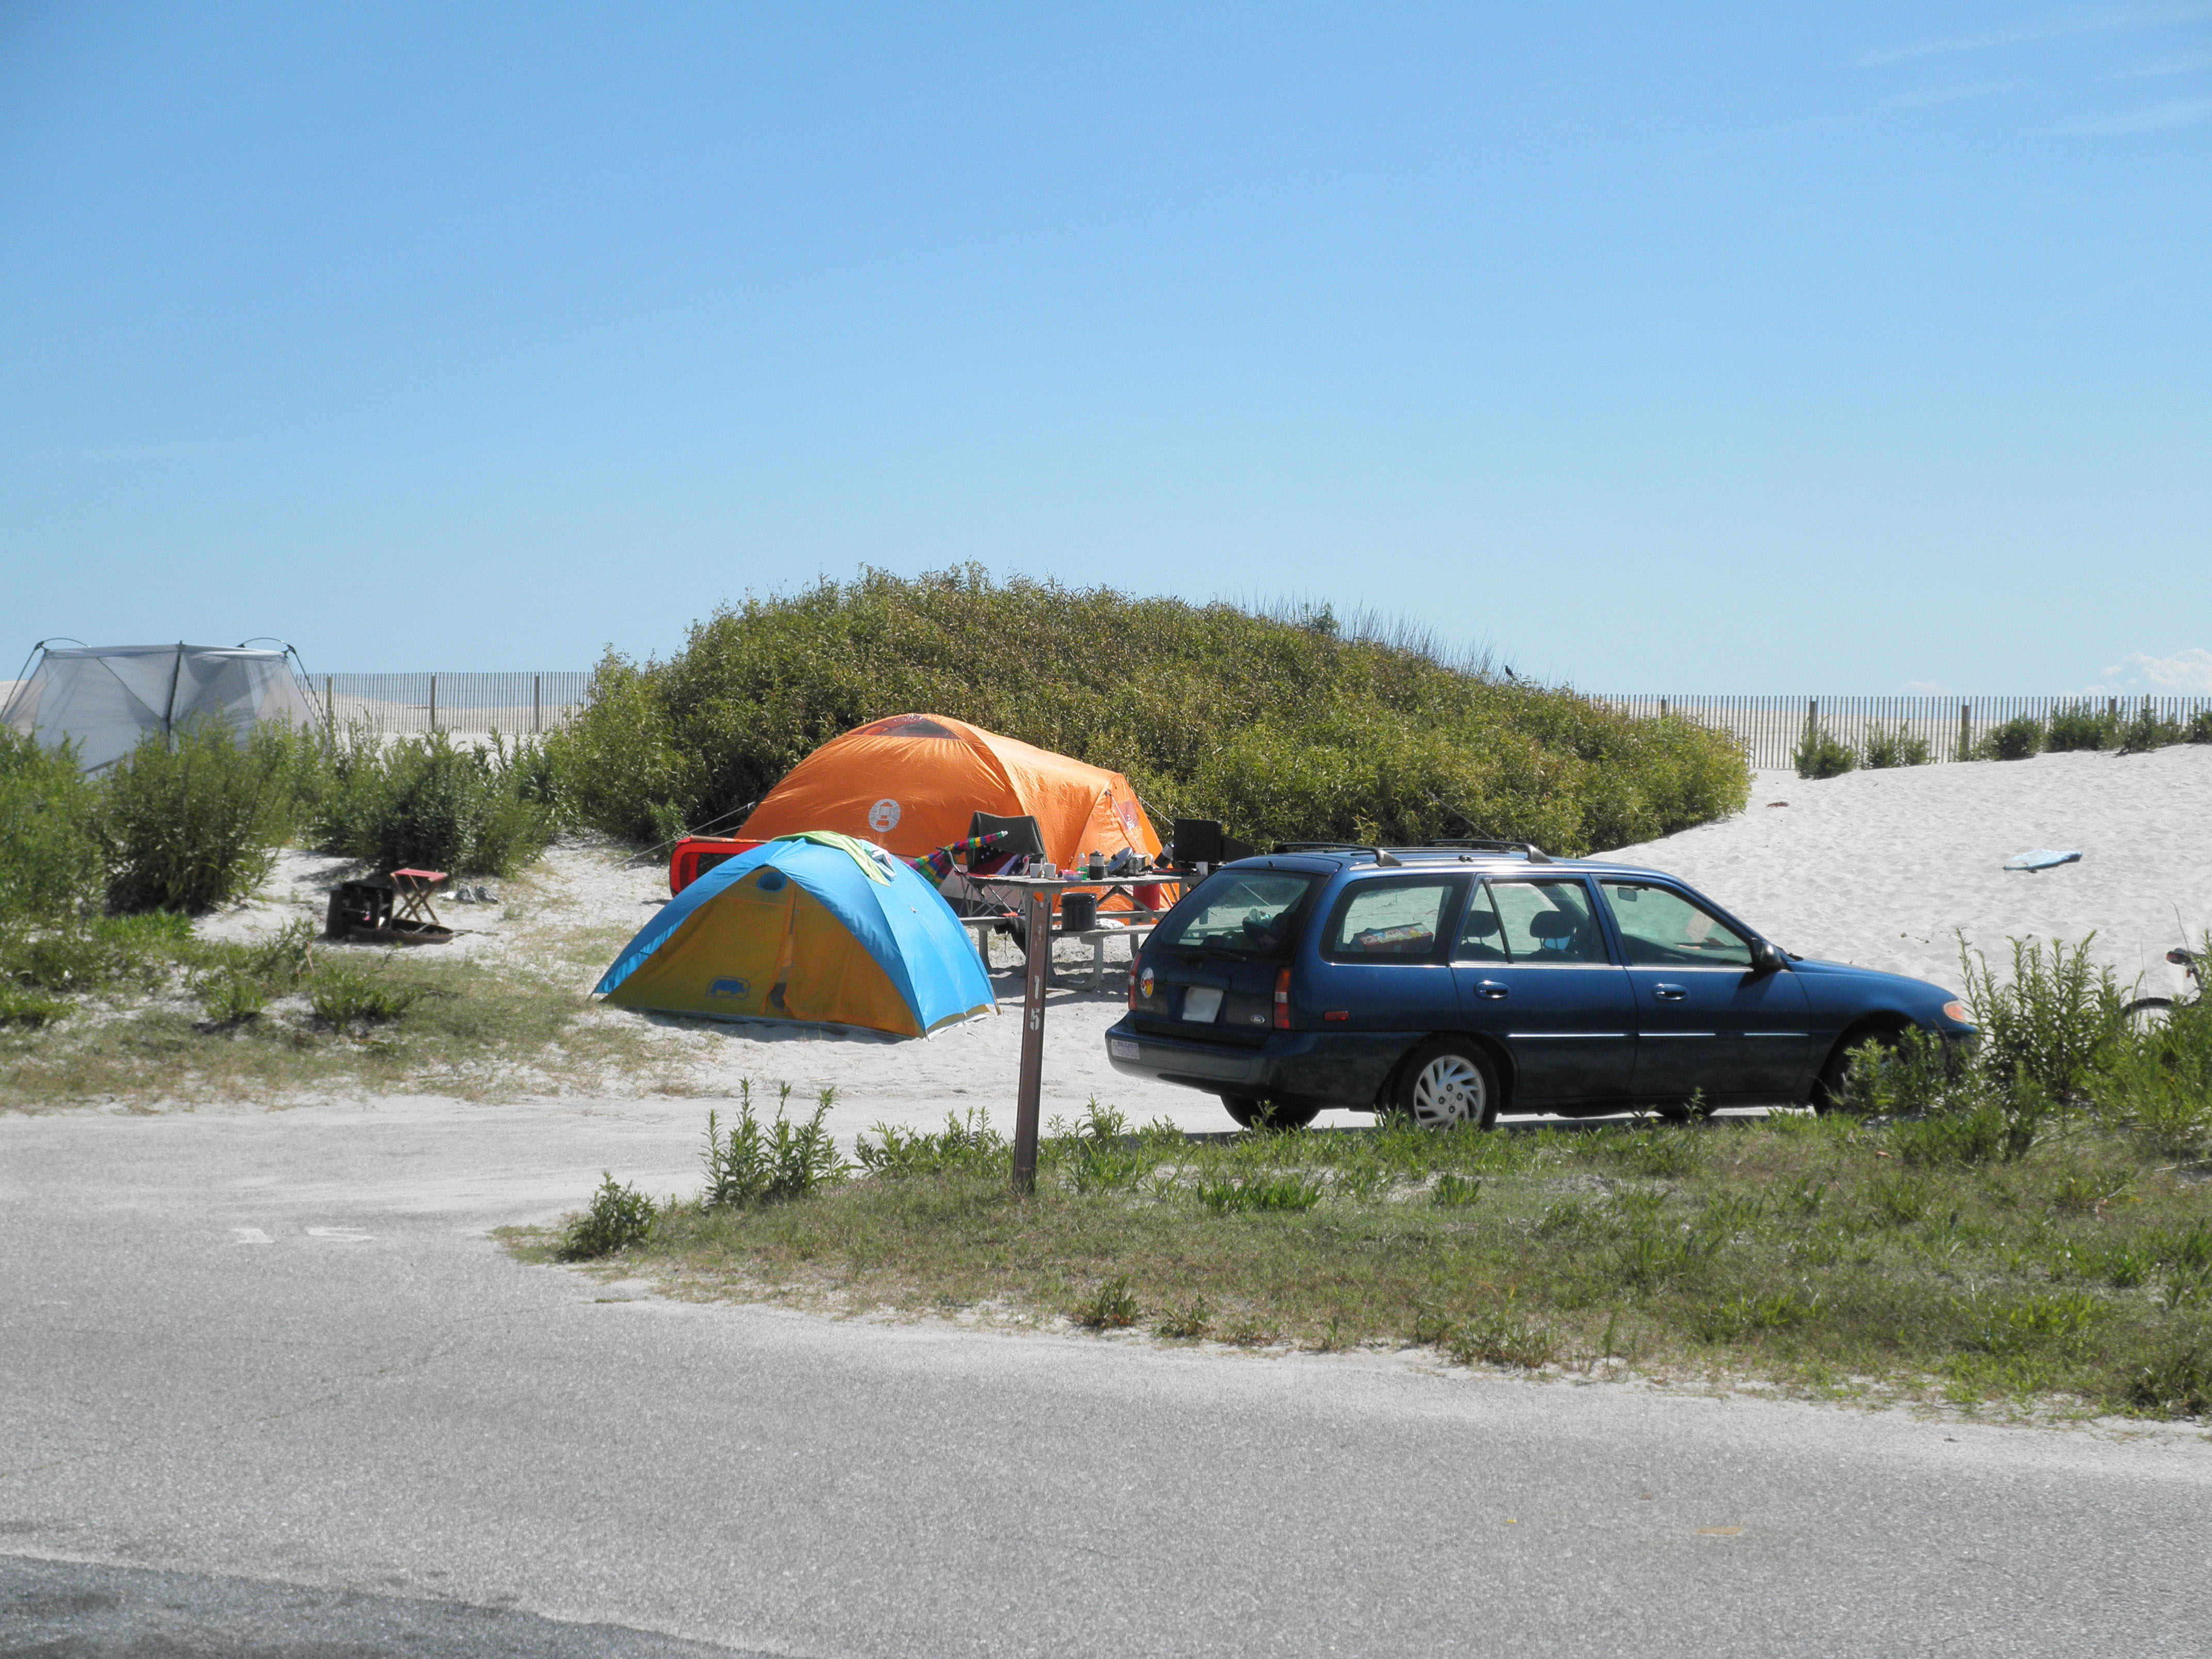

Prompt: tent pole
[163,642,185,750]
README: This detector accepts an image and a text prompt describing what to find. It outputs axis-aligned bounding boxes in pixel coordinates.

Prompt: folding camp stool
[389,869,449,931]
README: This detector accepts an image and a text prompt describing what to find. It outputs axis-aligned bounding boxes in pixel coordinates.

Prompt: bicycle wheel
[2122,997,2174,1037]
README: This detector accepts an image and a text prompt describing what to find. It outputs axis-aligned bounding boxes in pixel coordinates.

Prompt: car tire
[1394,1040,1500,1130]
[1812,1026,1900,1113]
[1221,1096,1322,1131]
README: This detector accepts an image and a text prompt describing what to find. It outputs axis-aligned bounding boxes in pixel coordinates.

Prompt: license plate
[1109,1037,1140,1060]
[1182,985,1224,1023]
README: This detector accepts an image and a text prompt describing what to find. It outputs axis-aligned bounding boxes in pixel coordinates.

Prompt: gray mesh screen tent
[1,642,319,773]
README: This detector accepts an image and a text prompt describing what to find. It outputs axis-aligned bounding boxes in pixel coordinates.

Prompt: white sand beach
[1603,746,2212,1003]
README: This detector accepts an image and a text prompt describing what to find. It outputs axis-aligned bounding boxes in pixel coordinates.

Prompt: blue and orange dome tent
[595,833,994,1038]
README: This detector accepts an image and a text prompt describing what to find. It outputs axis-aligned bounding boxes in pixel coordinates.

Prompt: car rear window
[1152,870,1319,957]
[1324,879,1459,961]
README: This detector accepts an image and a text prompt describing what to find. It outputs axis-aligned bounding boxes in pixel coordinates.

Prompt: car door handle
[1473,981,1509,1000]
[1652,984,1687,1002]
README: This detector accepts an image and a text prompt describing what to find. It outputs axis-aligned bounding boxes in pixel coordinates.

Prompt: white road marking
[304,1226,373,1244]
[229,1227,272,1246]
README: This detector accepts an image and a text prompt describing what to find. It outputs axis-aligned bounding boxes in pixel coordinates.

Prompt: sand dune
[1602,746,2212,1003]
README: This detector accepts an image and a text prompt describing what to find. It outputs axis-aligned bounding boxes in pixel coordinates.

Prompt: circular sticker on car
[1139,966,1154,998]
[868,798,901,832]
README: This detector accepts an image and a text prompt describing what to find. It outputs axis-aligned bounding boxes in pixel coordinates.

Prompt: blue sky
[3,3,2206,692]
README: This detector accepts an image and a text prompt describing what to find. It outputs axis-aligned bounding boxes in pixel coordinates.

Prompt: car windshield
[1154,870,1319,957]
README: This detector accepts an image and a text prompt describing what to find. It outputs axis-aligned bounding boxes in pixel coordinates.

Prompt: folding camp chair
[389,869,449,931]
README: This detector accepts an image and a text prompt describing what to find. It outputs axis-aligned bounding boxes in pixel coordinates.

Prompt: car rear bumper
[1103,1019,1410,1105]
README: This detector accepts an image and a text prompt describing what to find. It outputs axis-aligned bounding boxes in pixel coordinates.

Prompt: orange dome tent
[739,714,1162,869]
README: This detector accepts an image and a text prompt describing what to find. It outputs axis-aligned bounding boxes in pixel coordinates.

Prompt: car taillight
[1274,967,1292,1030]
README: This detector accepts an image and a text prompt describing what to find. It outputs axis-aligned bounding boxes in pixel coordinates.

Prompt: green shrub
[1961,936,2124,1105]
[209,918,317,991]
[1075,1275,1140,1329]
[1693,1288,1820,1342]
[314,733,557,877]
[2044,701,2119,753]
[2129,1333,2212,1414]
[0,730,103,922]
[1152,1297,1214,1339]
[1431,1172,1484,1207]
[1,910,192,994]
[701,1084,845,1206]
[546,568,1750,854]
[1794,722,1856,779]
[1974,717,2044,761]
[1888,1097,2013,1165]
[99,720,302,913]
[1861,723,1930,769]
[2117,706,2183,752]
[856,1107,1006,1178]
[0,984,70,1028]
[307,959,422,1026]
[1195,1171,1325,1213]
[1439,1311,1558,1369]
[2092,990,2212,1150]
[2187,710,2212,745]
[196,969,267,1025]
[558,1172,658,1260]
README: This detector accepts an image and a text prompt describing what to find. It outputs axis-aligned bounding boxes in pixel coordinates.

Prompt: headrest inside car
[1464,912,1501,937]
[1528,911,1576,938]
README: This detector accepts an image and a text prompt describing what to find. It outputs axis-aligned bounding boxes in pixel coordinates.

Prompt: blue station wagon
[1104,843,1976,1129]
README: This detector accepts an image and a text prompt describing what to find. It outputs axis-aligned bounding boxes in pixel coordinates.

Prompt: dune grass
[530,1096,2212,1420]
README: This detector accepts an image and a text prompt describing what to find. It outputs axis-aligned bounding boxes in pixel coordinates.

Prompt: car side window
[1324,879,1459,961]
[1455,882,1507,962]
[1488,880,1608,965]
[1598,881,1752,968]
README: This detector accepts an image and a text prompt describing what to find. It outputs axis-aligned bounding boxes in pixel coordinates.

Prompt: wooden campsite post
[1012,887,1051,1194]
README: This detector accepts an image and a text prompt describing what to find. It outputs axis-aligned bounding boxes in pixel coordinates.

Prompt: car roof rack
[1272,841,1403,867]
[1427,838,1554,864]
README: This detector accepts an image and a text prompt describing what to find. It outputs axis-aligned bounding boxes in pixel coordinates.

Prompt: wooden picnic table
[958,871,1185,988]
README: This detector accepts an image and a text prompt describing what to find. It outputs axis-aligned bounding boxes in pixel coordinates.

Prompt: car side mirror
[1751,941,1784,975]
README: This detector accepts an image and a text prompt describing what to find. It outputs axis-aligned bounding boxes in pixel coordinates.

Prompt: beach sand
[1602,746,2212,1001]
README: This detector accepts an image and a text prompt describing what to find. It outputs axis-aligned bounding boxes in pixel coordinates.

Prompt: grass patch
[530,1103,2212,1419]
[0,935,675,1107]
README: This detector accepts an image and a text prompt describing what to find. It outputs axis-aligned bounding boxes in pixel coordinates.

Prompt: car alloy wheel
[1402,1042,1497,1129]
